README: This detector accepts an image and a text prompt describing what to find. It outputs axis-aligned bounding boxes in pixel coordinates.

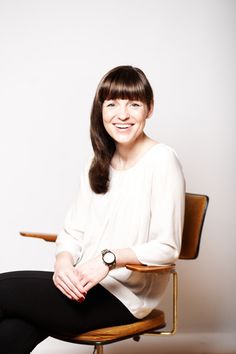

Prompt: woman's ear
[146,102,154,119]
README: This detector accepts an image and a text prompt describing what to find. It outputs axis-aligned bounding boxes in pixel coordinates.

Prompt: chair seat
[55,309,165,346]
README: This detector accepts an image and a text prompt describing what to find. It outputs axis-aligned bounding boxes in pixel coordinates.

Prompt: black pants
[0,271,137,354]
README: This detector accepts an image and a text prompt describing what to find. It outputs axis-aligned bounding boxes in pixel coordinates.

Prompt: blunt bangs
[97,66,153,108]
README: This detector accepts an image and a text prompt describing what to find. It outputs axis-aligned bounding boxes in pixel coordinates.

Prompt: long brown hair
[89,65,154,194]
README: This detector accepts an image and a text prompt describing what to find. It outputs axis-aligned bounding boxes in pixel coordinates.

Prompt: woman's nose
[118,107,130,120]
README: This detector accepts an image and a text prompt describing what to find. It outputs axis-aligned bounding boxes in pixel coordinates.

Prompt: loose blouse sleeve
[131,148,185,265]
[55,163,92,264]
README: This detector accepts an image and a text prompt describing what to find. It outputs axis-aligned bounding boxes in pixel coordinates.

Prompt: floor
[33,332,236,354]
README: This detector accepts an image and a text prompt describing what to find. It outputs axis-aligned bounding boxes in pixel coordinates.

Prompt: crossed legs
[0,271,136,353]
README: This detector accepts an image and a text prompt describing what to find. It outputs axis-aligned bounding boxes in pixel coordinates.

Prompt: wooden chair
[20,192,209,354]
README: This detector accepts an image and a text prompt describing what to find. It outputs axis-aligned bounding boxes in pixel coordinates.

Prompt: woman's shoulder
[146,143,181,165]
[153,143,185,189]
[143,142,183,177]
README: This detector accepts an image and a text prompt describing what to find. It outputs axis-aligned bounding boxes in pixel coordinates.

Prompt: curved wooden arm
[126,264,176,274]
[19,231,57,242]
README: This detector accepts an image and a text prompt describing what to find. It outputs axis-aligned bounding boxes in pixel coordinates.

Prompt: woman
[0,65,185,353]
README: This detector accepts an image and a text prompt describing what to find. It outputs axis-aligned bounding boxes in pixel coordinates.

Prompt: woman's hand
[53,248,140,301]
[74,248,142,292]
[75,256,109,292]
[53,252,87,302]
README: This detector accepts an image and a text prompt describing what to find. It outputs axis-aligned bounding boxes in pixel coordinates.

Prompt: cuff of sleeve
[131,244,178,266]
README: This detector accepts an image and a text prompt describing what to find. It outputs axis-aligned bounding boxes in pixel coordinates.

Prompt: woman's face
[102,99,152,146]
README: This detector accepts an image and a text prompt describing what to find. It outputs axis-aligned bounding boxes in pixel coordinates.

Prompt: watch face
[104,252,115,264]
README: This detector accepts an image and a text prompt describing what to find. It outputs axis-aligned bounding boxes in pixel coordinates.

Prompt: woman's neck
[112,134,157,170]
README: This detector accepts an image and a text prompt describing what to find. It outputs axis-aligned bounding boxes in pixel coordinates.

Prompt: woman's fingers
[60,277,83,301]
[56,283,73,300]
[53,273,76,300]
[83,281,93,292]
[53,272,87,301]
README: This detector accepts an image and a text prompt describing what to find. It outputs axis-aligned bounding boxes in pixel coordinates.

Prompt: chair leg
[95,344,103,354]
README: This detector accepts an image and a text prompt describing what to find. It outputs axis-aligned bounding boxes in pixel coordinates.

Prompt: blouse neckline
[110,143,163,174]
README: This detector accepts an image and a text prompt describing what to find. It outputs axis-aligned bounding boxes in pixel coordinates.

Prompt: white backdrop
[0,0,235,353]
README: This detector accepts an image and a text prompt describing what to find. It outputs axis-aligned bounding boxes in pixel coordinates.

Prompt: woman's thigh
[0,271,136,336]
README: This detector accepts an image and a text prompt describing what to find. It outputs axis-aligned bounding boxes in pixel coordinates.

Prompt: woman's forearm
[112,248,142,268]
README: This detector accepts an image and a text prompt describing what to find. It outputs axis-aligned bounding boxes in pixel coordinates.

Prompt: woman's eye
[131,102,141,107]
[106,102,115,107]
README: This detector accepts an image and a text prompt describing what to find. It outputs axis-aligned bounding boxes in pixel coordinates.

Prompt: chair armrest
[125,264,176,274]
[19,234,176,274]
[19,231,57,242]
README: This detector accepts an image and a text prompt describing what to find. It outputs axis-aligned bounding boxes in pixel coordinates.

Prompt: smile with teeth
[113,123,134,130]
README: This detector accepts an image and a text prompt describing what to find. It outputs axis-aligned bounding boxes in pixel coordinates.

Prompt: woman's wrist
[55,251,74,268]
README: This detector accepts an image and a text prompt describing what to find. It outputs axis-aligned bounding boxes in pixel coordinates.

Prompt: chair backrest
[179,193,209,260]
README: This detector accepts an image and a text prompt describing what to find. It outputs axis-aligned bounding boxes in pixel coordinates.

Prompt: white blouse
[56,143,185,319]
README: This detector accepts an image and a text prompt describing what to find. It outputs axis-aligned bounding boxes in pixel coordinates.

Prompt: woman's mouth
[113,123,134,130]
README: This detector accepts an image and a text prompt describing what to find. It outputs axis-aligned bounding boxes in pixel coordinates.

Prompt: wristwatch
[101,249,116,270]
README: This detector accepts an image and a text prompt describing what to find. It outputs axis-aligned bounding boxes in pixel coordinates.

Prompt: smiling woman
[0,65,185,354]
